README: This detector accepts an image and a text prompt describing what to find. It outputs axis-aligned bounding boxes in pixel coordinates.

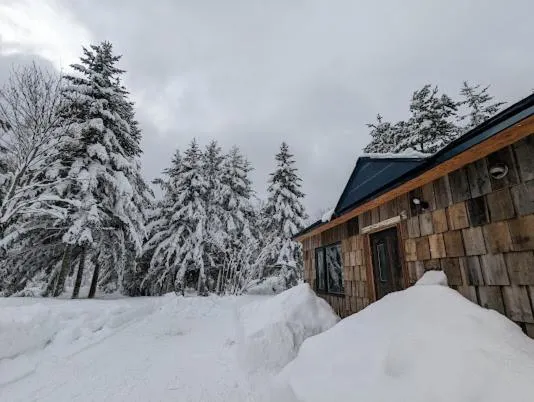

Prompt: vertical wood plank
[480,253,510,285]
[419,212,434,236]
[441,258,463,285]
[448,202,469,230]
[478,286,505,315]
[460,256,484,285]
[433,176,452,209]
[504,251,534,285]
[482,222,513,253]
[511,181,534,217]
[466,196,489,227]
[421,182,437,211]
[371,207,380,224]
[407,216,421,238]
[462,227,487,256]
[443,230,465,257]
[513,135,534,182]
[466,158,492,197]
[415,237,431,261]
[502,286,534,323]
[428,234,446,259]
[486,188,516,222]
[509,215,534,251]
[449,168,471,203]
[432,209,449,233]
[396,193,411,217]
[404,239,417,262]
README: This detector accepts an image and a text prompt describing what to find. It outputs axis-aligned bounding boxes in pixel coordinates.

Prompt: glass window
[326,244,344,294]
[376,242,388,283]
[315,248,326,291]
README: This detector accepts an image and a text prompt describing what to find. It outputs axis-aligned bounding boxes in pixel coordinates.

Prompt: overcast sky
[1,0,533,219]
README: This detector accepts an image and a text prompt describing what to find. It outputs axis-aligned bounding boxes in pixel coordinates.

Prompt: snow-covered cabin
[295,93,534,338]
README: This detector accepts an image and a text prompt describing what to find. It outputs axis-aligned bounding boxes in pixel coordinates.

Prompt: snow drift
[238,283,339,372]
[280,272,534,402]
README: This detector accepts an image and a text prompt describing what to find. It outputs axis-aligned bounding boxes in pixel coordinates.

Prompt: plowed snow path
[0,295,294,402]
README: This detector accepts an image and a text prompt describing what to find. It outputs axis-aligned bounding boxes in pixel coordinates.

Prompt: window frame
[314,242,344,295]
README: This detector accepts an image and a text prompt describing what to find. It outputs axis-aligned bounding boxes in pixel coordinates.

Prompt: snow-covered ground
[2,276,534,402]
[280,273,534,402]
[0,285,336,402]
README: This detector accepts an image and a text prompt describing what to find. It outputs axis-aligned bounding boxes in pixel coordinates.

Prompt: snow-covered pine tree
[395,85,459,154]
[217,146,258,294]
[143,140,211,295]
[141,151,183,295]
[459,81,505,131]
[202,140,226,288]
[51,41,148,298]
[262,142,307,290]
[363,114,396,153]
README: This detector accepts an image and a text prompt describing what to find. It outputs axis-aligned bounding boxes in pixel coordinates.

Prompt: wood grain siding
[296,115,534,242]
[299,130,534,337]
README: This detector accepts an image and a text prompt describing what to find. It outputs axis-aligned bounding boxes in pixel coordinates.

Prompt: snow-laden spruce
[144,140,213,295]
[363,83,505,155]
[459,81,505,131]
[262,142,307,290]
[47,41,150,298]
[143,141,264,296]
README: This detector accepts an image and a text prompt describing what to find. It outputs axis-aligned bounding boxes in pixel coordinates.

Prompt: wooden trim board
[296,115,534,241]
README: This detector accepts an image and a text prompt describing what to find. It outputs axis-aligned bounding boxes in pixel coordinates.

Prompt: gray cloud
[2,0,534,219]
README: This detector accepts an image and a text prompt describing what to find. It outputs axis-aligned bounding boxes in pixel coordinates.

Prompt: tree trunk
[88,263,100,299]
[53,245,72,297]
[72,247,86,299]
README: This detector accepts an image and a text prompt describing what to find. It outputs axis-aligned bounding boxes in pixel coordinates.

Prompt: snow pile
[280,274,534,402]
[246,275,287,295]
[414,269,448,286]
[238,283,339,372]
[0,298,163,387]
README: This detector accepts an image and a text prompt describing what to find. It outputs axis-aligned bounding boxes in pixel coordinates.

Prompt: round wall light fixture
[489,163,508,180]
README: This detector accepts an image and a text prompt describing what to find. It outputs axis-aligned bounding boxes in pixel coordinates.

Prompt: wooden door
[370,227,403,300]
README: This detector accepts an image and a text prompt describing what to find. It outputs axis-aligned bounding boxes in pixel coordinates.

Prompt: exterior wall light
[489,163,508,180]
[411,197,429,210]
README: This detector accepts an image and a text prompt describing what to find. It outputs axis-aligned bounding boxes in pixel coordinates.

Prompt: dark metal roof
[334,157,427,216]
[294,92,534,239]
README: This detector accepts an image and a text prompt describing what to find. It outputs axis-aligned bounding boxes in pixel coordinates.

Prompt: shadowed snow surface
[0,295,302,401]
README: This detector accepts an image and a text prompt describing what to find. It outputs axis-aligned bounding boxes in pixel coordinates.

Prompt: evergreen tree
[262,142,307,289]
[217,146,257,294]
[363,114,396,153]
[459,81,505,130]
[143,140,210,295]
[50,41,148,298]
[202,140,227,287]
[395,85,459,153]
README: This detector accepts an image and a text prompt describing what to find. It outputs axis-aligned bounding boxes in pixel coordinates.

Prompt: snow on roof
[358,149,431,159]
[321,208,335,223]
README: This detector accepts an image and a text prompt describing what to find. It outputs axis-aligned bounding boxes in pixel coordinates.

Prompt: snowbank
[246,275,287,295]
[414,269,448,286]
[0,297,163,387]
[238,283,339,372]
[280,278,534,402]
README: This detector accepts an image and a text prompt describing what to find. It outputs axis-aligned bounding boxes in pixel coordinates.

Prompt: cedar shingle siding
[301,135,534,336]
